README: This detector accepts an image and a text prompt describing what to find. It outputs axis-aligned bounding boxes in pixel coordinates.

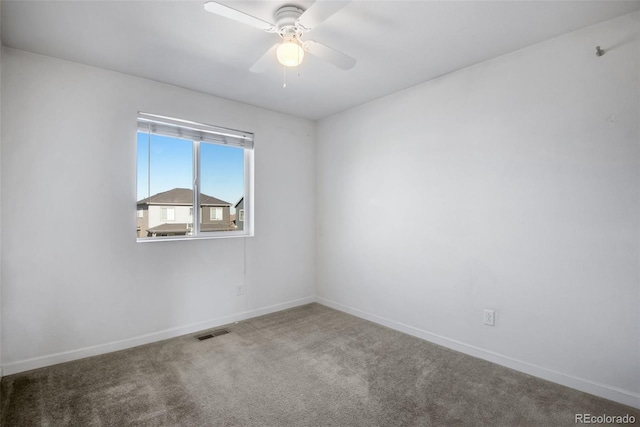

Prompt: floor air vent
[196,329,230,341]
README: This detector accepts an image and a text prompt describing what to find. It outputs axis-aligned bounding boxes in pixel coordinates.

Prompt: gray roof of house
[137,188,230,206]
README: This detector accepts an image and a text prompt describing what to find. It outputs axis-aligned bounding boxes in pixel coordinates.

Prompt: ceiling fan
[204,1,356,73]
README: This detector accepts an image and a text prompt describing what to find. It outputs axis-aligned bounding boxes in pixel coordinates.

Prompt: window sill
[136,231,253,243]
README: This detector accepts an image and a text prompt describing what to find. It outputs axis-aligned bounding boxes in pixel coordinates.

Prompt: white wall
[317,12,639,407]
[0,48,316,373]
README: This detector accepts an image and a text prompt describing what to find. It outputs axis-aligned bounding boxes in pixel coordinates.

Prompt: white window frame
[210,207,223,221]
[160,207,175,221]
[137,112,254,242]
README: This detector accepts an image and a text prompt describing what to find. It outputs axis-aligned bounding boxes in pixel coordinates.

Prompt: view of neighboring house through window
[235,197,245,231]
[136,113,253,240]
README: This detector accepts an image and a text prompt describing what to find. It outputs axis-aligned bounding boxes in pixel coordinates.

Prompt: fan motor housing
[275,6,304,30]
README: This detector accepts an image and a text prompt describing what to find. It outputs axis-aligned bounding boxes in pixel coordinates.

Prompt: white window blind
[137,112,254,149]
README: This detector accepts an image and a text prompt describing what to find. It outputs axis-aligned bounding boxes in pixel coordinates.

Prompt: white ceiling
[2,0,639,120]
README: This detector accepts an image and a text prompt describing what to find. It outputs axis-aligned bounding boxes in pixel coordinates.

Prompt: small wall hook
[596,46,605,57]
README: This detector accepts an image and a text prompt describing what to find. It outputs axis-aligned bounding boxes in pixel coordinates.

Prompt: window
[239,209,245,222]
[210,207,223,221]
[137,210,144,218]
[136,112,253,240]
[160,207,175,221]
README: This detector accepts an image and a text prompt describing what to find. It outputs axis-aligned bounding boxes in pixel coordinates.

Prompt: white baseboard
[316,297,640,410]
[1,296,315,376]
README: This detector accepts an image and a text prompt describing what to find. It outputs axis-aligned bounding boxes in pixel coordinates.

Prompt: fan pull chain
[283,65,287,88]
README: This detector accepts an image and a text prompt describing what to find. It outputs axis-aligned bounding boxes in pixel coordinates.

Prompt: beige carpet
[1,303,638,426]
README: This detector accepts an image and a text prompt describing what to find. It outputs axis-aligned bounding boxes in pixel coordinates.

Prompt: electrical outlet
[484,309,495,326]
[236,285,245,296]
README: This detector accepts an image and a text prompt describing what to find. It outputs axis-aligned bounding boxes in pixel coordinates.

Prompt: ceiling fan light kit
[277,40,304,67]
[204,1,356,74]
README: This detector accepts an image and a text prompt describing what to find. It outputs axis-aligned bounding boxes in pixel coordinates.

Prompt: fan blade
[249,43,279,73]
[204,2,276,32]
[303,40,356,70]
[296,0,351,30]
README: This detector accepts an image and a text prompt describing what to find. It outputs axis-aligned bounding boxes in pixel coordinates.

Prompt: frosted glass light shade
[277,41,304,67]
